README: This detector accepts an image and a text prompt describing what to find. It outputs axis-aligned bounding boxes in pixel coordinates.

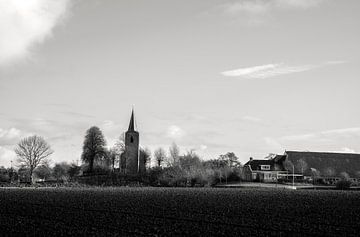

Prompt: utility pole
[292,164,295,188]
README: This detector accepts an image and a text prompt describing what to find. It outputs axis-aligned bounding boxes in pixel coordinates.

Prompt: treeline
[1,126,244,187]
[0,161,82,185]
[148,143,243,187]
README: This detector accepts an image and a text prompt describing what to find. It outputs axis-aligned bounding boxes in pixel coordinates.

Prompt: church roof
[128,109,136,131]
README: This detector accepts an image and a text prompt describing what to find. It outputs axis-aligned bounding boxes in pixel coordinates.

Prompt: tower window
[130,136,134,143]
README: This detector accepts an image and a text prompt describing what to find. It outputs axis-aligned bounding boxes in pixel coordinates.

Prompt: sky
[1,0,360,167]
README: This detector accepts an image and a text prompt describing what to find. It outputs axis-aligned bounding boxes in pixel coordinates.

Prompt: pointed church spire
[128,108,135,131]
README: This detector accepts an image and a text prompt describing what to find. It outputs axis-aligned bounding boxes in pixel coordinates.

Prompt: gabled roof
[273,155,286,163]
[285,150,360,177]
[244,159,272,168]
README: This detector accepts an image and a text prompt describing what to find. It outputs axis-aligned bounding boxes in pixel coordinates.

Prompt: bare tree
[283,159,294,173]
[168,142,180,166]
[218,152,240,168]
[310,168,321,184]
[154,147,166,167]
[114,134,126,172]
[296,159,308,174]
[114,133,126,154]
[14,135,53,183]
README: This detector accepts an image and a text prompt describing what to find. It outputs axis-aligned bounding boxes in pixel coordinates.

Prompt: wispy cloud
[0,0,71,66]
[221,61,345,79]
[281,127,360,142]
[321,127,360,136]
[220,0,328,26]
[224,0,326,15]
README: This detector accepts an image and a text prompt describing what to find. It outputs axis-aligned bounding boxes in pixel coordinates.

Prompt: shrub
[336,180,352,190]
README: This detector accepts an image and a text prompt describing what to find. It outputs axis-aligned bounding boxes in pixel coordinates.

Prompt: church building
[120,109,145,175]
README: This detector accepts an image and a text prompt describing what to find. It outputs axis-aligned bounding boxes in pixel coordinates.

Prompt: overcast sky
[1,0,360,166]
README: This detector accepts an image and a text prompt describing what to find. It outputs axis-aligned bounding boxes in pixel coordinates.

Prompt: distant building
[243,155,289,182]
[284,150,360,184]
[120,109,145,175]
[244,150,360,184]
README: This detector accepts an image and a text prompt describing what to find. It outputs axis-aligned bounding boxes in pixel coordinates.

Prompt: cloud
[0,146,16,167]
[219,0,328,26]
[320,127,360,136]
[282,127,360,142]
[0,0,71,66]
[221,61,345,79]
[224,0,326,15]
[275,0,326,9]
[0,127,22,145]
[166,125,185,139]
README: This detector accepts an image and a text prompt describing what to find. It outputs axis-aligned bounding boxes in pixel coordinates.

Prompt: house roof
[285,150,360,177]
[244,159,274,171]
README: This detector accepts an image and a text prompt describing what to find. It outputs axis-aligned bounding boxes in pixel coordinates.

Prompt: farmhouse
[244,151,360,184]
[243,155,289,182]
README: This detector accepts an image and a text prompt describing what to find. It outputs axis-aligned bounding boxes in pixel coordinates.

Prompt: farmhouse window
[260,165,270,170]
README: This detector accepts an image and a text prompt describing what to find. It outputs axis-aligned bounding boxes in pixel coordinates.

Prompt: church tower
[124,109,140,174]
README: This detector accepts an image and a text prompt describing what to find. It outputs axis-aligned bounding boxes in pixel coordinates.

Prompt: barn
[284,150,360,184]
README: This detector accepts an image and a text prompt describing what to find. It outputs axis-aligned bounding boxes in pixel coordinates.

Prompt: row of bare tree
[10,126,242,185]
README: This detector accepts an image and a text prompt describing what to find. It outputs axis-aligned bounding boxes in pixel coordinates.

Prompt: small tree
[108,148,118,171]
[339,172,350,181]
[53,162,71,182]
[323,167,336,177]
[140,147,151,169]
[14,135,53,183]
[81,126,107,173]
[154,147,166,167]
[33,162,52,181]
[68,162,81,181]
